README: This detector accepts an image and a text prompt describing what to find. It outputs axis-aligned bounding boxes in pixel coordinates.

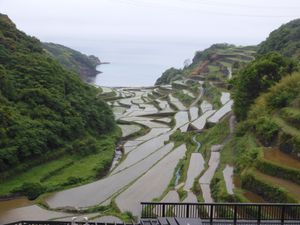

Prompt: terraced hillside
[226,72,300,204]
[1,16,300,225]
[155,43,256,86]
[0,57,237,223]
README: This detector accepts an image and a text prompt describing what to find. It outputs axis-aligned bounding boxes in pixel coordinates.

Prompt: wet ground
[1,80,238,221]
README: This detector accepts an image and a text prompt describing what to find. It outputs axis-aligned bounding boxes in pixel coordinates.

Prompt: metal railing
[141,202,300,224]
[4,221,136,225]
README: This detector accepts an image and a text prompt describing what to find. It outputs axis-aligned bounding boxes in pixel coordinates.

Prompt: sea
[64,38,209,87]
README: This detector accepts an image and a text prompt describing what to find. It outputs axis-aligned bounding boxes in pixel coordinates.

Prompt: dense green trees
[232,52,297,120]
[43,42,101,82]
[0,14,116,176]
[155,67,183,85]
[258,19,300,60]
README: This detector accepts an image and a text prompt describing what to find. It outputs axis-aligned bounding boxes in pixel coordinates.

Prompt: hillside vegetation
[222,72,300,203]
[43,42,101,83]
[159,19,300,205]
[155,43,255,85]
[212,18,300,204]
[0,14,118,197]
[232,52,297,120]
[258,18,300,60]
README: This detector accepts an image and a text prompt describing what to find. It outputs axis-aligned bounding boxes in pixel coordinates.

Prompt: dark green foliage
[241,173,297,203]
[280,107,300,128]
[94,159,113,178]
[155,67,183,85]
[256,159,300,185]
[232,52,297,120]
[66,136,99,155]
[211,177,235,202]
[236,147,260,172]
[278,131,300,155]
[0,14,116,176]
[191,43,236,66]
[62,176,84,186]
[258,19,300,60]
[43,42,101,82]
[11,182,45,200]
[254,117,278,145]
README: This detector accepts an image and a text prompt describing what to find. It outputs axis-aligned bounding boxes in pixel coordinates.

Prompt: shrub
[232,52,297,120]
[280,107,300,127]
[67,136,99,155]
[62,176,83,186]
[241,172,297,203]
[11,182,45,200]
[278,131,300,156]
[256,159,300,185]
[254,117,278,145]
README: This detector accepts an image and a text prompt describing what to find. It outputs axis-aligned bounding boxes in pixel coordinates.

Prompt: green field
[0,132,119,197]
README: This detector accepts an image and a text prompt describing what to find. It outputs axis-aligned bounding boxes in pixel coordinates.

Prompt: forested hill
[43,42,101,83]
[258,18,300,60]
[0,14,116,180]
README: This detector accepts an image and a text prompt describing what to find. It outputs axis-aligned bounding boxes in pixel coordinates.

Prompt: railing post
[281,205,285,225]
[186,204,190,218]
[257,205,261,225]
[210,204,214,225]
[162,203,166,217]
[233,204,237,225]
[71,216,77,225]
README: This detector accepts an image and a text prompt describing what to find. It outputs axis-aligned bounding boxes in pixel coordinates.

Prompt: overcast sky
[1,0,300,46]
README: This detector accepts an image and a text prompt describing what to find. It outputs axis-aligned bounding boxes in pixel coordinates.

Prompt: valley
[0,44,255,223]
[0,14,300,225]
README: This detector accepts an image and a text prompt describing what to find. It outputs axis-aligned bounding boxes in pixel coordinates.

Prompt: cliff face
[43,42,102,83]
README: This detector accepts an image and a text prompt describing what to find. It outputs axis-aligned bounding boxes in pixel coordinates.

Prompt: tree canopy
[232,52,297,120]
[0,14,116,175]
[258,19,300,60]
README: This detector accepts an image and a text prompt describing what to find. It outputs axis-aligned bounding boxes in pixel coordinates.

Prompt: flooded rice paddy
[116,144,187,215]
[184,153,205,191]
[2,80,237,220]
[223,165,234,195]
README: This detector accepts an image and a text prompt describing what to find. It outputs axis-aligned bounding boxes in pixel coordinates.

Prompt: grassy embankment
[0,129,121,198]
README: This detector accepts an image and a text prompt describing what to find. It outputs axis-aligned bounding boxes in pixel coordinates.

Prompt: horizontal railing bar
[141,202,300,221]
[141,202,300,206]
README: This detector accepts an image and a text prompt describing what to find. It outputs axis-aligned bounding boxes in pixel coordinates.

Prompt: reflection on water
[222,165,234,195]
[0,197,32,214]
[0,197,33,223]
